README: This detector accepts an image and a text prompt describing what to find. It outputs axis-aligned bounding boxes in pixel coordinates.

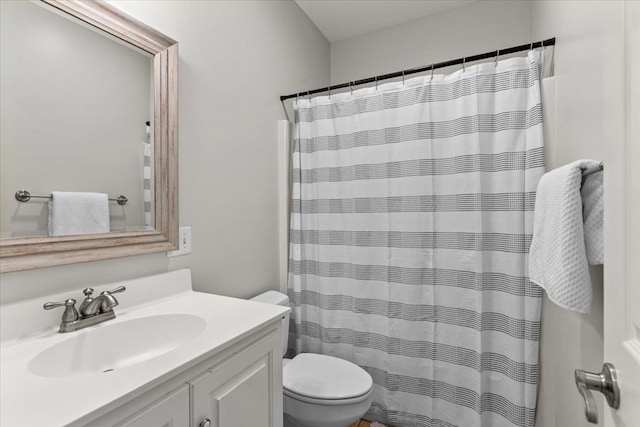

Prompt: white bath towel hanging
[48,191,110,236]
[582,170,604,265]
[529,159,603,314]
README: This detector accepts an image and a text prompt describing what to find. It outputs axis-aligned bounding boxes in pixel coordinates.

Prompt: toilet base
[284,413,362,427]
[283,392,372,427]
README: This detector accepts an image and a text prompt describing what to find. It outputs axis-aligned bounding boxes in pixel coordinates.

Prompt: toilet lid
[283,353,373,400]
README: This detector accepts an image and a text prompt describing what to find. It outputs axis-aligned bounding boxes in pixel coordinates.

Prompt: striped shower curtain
[288,50,544,427]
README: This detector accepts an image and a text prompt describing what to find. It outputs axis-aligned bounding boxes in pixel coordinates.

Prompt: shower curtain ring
[431,64,434,80]
[495,50,500,66]
[328,86,331,99]
[462,57,466,73]
[402,70,405,85]
[530,42,534,51]
[375,76,378,90]
[350,81,353,95]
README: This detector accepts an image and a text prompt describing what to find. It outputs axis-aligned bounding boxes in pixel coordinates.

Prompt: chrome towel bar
[14,190,128,206]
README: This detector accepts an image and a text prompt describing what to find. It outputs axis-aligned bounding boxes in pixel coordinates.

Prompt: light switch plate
[167,226,192,257]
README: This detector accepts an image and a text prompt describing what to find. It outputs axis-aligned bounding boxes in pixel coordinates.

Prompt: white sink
[28,313,206,378]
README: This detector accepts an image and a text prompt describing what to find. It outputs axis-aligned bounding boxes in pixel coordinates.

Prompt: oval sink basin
[29,313,206,378]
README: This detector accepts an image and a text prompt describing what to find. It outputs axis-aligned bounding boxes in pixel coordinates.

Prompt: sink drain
[102,368,114,373]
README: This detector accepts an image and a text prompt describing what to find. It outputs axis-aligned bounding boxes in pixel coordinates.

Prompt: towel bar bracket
[14,190,32,203]
[14,190,128,206]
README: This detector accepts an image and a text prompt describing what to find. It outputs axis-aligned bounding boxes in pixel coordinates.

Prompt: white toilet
[250,291,373,427]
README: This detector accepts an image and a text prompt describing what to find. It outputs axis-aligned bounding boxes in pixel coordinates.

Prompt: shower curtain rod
[280,37,555,102]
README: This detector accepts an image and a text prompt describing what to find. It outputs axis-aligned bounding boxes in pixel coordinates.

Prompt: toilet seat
[283,353,373,404]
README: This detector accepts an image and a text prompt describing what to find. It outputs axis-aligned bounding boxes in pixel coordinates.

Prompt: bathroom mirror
[0,0,178,272]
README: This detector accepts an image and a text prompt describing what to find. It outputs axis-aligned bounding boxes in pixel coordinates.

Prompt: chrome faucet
[44,286,126,333]
[79,287,123,316]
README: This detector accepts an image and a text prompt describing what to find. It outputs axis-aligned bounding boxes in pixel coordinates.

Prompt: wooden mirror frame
[0,0,178,272]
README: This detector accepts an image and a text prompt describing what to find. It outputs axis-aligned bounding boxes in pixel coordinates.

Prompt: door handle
[575,362,620,424]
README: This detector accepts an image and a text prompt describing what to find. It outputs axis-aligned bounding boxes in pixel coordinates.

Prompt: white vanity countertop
[0,269,289,427]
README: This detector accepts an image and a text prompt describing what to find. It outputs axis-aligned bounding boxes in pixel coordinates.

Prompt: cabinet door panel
[192,333,280,427]
[113,385,189,427]
[213,360,269,426]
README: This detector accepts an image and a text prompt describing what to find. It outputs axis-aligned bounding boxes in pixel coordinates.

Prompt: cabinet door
[191,332,282,427]
[113,384,189,427]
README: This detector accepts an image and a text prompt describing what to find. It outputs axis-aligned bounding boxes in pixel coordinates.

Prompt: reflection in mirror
[0,0,178,273]
[0,0,154,238]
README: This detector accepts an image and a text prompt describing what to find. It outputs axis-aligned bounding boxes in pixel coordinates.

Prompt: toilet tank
[250,291,289,357]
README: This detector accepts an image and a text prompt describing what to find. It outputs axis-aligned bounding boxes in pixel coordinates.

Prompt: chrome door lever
[575,363,620,424]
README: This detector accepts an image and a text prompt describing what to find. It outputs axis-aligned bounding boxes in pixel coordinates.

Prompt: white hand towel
[529,159,602,314]
[48,191,110,236]
[582,170,604,265]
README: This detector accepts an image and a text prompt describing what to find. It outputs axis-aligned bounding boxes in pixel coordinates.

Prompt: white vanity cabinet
[92,326,282,427]
[113,386,190,427]
[191,330,281,427]
[0,270,288,427]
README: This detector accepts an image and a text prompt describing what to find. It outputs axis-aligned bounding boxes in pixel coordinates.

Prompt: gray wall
[0,0,330,303]
[530,2,622,426]
[330,1,530,83]
[0,0,151,236]
[0,2,618,425]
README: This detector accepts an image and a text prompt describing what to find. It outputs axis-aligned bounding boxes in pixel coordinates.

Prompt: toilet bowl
[250,291,373,427]
[283,353,373,427]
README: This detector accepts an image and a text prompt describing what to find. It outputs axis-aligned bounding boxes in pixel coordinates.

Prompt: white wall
[0,1,329,303]
[328,1,615,426]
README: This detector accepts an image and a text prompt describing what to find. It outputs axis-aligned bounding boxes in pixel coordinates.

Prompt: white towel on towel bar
[529,159,603,314]
[582,170,604,265]
[48,191,110,236]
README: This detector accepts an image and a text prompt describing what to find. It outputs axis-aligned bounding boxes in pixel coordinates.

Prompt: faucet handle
[97,286,126,313]
[83,288,94,297]
[103,285,126,295]
[44,298,79,323]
